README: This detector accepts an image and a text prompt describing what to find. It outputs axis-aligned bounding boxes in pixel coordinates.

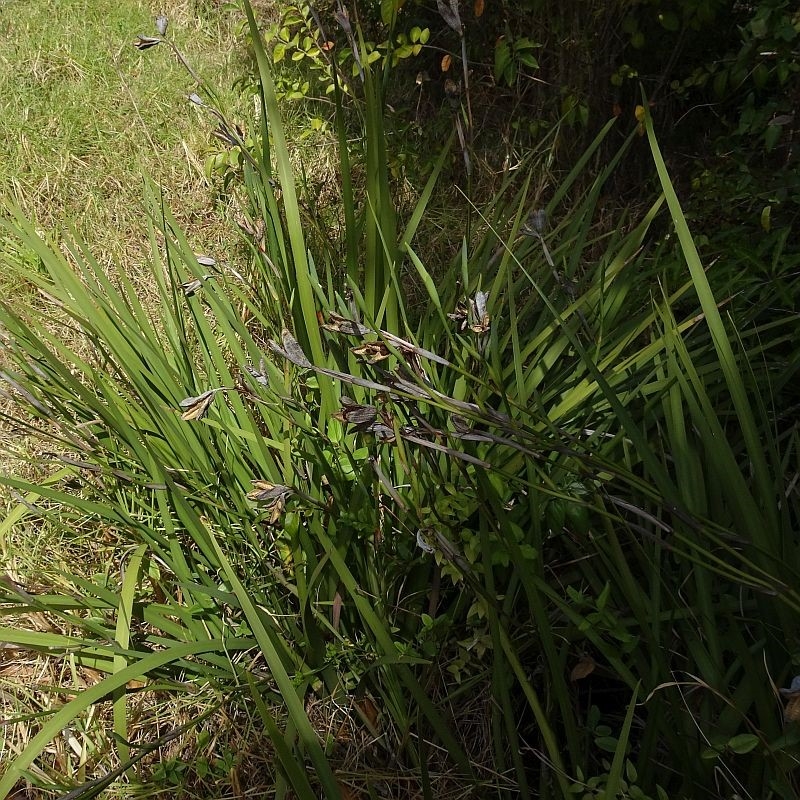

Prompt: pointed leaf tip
[134,35,161,50]
[178,389,219,421]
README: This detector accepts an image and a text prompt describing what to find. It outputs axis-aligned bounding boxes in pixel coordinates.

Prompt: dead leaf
[247,481,293,503]
[436,0,462,33]
[179,389,219,421]
[570,656,596,682]
[269,330,313,370]
[357,696,379,730]
[474,0,485,17]
[230,764,242,798]
[334,398,394,438]
[334,396,379,428]
[441,53,452,72]
[322,311,369,336]
[337,780,360,800]
[332,591,342,630]
[469,290,490,334]
[352,341,391,363]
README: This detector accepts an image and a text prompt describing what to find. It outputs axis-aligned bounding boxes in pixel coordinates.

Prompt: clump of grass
[1,3,799,799]
[0,1,260,490]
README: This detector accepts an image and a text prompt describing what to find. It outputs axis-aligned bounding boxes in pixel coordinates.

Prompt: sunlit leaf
[178,389,219,421]
[133,35,161,50]
[247,481,293,502]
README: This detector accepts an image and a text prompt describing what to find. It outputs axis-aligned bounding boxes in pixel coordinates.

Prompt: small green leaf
[597,581,612,612]
[657,11,679,31]
[764,124,782,151]
[494,38,511,84]
[596,736,619,753]
[381,0,402,26]
[713,69,728,97]
[728,733,760,754]
[753,62,770,89]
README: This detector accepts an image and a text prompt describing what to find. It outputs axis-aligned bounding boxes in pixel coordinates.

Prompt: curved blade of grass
[113,543,148,764]
[243,671,318,799]
[642,97,777,543]
[241,0,332,411]
[605,682,640,798]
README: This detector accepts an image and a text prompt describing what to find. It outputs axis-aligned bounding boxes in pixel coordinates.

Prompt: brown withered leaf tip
[269,330,313,370]
[334,397,395,440]
[335,396,378,427]
[247,481,293,503]
[179,389,218,421]
[134,35,161,50]
[323,311,369,337]
[352,341,391,364]
[570,656,596,682]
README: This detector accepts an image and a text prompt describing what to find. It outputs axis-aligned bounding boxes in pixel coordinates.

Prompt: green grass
[0,0,245,284]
